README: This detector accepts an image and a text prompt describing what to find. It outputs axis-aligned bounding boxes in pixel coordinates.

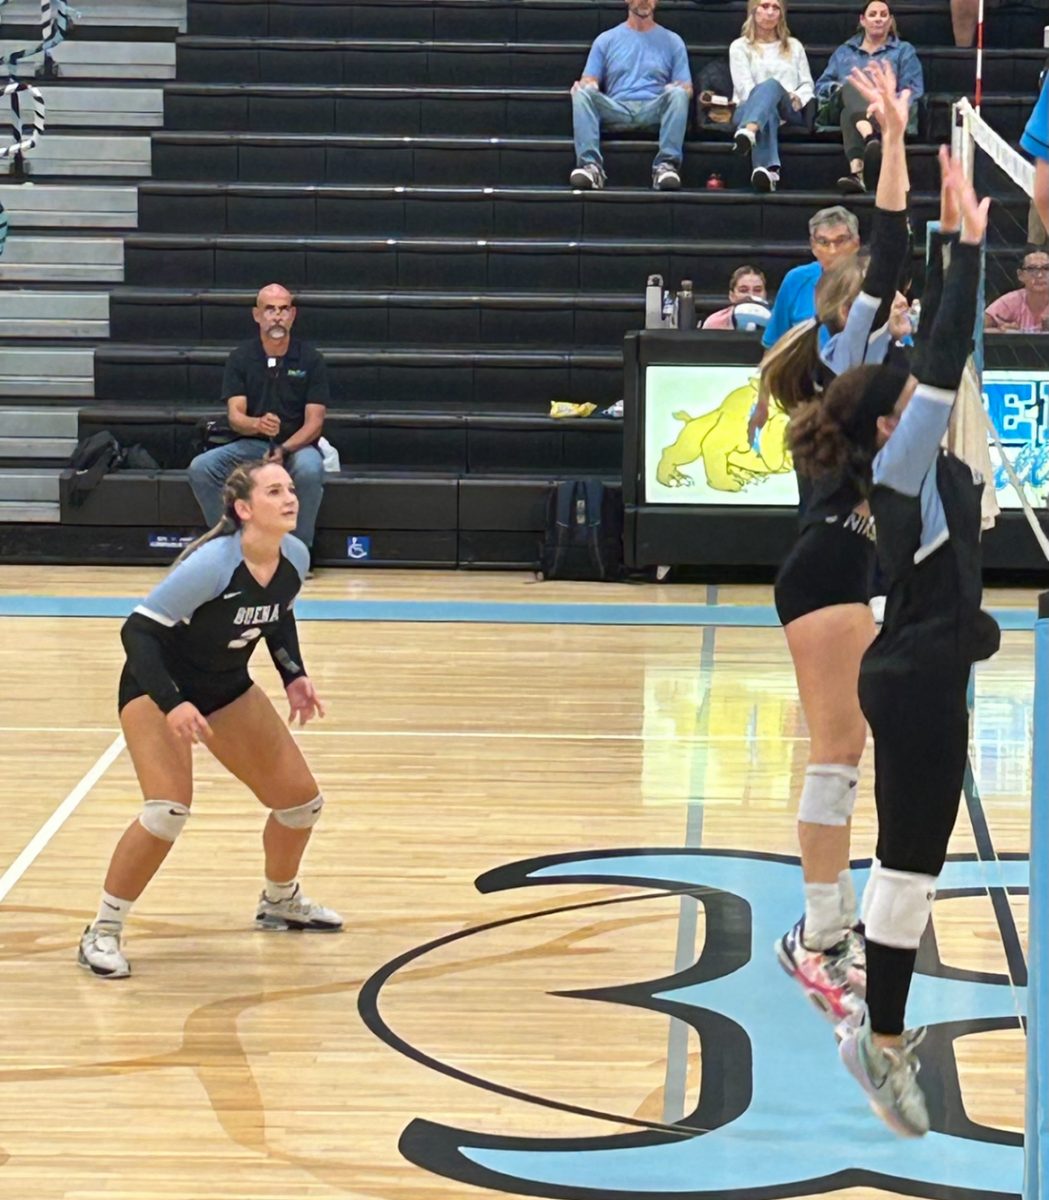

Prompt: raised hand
[958,176,991,245]
[938,145,962,232]
[847,61,910,139]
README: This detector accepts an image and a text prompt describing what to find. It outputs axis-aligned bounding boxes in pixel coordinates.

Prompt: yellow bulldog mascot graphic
[655,376,791,492]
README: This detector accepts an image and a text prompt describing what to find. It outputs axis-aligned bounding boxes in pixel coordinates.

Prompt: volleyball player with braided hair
[758,61,914,1021]
[78,460,341,980]
[789,149,998,1136]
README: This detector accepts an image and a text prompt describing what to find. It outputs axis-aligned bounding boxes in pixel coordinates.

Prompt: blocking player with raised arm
[788,151,998,1136]
[78,460,342,980]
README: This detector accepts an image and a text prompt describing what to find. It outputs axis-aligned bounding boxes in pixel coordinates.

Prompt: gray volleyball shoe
[839,1013,929,1137]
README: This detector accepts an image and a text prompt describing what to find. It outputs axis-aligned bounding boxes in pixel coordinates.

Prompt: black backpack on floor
[537,480,624,581]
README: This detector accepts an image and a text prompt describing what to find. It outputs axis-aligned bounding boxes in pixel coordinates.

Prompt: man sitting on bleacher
[188,284,329,555]
[569,0,692,191]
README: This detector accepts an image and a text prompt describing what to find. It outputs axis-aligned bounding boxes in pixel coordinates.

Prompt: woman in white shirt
[729,0,815,192]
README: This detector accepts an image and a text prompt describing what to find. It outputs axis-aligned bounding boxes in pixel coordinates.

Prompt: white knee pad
[139,800,191,842]
[860,856,881,925]
[272,793,324,829]
[863,866,937,950]
[797,765,859,827]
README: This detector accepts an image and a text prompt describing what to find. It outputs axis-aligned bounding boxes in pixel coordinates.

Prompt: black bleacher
[72,0,1047,568]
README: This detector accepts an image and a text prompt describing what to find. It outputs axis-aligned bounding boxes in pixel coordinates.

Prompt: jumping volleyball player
[78,460,342,979]
[790,149,998,1135]
[758,61,913,1019]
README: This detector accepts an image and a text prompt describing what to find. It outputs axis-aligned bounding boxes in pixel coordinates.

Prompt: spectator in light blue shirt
[569,0,693,192]
[762,204,861,349]
[814,1,924,194]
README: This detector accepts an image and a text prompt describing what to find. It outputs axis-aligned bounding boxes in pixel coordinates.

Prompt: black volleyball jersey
[120,533,310,713]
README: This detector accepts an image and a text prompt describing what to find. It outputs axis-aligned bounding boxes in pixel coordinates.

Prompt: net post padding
[1028,595,1049,1200]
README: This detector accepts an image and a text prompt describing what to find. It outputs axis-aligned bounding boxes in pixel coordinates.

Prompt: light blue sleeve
[897,42,924,102]
[815,46,846,98]
[281,534,310,602]
[1021,73,1049,161]
[135,536,241,627]
[761,276,796,348]
[583,32,607,82]
[670,33,690,85]
[820,292,884,376]
[871,385,954,497]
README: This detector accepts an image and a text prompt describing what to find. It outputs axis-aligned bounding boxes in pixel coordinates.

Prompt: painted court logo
[360,849,1028,1200]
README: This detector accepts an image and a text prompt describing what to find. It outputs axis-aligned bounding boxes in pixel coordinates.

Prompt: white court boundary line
[0,725,818,743]
[0,733,124,903]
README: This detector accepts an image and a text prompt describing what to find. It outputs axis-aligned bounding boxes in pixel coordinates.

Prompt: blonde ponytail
[176,460,270,564]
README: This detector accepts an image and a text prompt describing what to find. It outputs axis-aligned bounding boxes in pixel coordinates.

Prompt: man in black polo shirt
[188,283,330,551]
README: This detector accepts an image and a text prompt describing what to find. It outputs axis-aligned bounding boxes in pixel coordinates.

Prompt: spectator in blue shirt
[762,205,861,350]
[570,0,693,191]
[815,1,924,194]
[1022,71,1049,234]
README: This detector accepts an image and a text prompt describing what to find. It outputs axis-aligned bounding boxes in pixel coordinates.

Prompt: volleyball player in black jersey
[78,460,341,979]
[790,150,997,1135]
[757,62,913,1020]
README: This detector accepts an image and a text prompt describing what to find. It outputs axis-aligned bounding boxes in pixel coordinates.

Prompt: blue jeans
[187,438,325,548]
[733,78,808,170]
[572,85,690,171]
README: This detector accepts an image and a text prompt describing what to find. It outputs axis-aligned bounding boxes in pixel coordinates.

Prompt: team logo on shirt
[233,604,280,626]
[360,848,1027,1200]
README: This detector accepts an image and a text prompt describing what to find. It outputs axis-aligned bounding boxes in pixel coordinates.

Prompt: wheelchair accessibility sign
[346,536,372,561]
[360,848,1027,1200]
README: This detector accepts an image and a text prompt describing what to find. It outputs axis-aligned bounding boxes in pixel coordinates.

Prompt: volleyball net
[950,94,1048,1200]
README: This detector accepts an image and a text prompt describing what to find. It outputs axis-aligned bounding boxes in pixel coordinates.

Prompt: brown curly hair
[789,363,910,488]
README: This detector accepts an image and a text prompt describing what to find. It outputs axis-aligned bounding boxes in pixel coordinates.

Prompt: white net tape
[952,98,1049,566]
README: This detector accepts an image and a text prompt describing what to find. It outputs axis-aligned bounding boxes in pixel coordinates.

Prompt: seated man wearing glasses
[984,251,1049,334]
[761,205,861,350]
[188,284,330,554]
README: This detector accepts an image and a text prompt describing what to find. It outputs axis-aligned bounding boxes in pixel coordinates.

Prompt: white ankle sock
[96,890,133,929]
[264,878,298,903]
[838,869,858,928]
[803,882,847,950]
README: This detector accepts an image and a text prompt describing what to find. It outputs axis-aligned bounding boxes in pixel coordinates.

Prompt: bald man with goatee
[189,284,330,557]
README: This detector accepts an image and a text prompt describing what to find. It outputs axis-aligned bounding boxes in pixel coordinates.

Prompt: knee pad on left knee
[864,867,937,949]
[797,764,859,826]
[272,793,324,829]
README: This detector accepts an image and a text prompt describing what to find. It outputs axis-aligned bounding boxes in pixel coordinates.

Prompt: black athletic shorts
[117,661,254,717]
[774,520,876,626]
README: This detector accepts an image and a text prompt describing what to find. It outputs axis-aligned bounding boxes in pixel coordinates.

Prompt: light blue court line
[0,594,1040,629]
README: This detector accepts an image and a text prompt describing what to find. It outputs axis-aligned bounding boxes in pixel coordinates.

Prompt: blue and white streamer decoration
[0,0,76,167]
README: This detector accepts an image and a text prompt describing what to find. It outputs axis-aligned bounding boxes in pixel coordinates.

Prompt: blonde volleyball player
[789,150,997,1135]
[759,61,912,1019]
[79,460,341,979]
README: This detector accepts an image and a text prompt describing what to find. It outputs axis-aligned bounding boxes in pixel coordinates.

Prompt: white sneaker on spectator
[751,166,779,193]
[570,164,606,189]
[734,127,756,155]
[652,164,681,190]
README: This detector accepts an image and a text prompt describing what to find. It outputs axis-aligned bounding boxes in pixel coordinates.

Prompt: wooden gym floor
[0,567,1035,1200]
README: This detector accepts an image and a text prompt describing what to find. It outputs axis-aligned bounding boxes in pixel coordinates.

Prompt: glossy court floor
[0,567,1036,1200]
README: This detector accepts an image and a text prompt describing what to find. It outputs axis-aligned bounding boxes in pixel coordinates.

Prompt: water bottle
[645,273,664,329]
[677,279,695,330]
[908,297,921,336]
[662,288,677,328]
